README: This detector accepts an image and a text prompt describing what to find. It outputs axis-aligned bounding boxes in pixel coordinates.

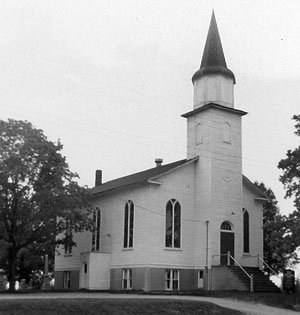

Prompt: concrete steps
[230,266,281,292]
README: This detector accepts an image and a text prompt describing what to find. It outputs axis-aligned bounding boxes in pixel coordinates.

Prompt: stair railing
[227,251,254,292]
[258,255,282,289]
[257,255,276,275]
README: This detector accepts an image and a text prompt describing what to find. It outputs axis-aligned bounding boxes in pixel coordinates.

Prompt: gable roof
[91,157,268,200]
[242,175,269,200]
[91,157,198,196]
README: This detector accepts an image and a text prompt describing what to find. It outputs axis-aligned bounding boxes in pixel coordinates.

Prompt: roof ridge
[91,158,197,196]
[101,158,187,186]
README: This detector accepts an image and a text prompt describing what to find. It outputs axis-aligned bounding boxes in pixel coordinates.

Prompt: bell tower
[182,11,247,268]
[192,11,235,109]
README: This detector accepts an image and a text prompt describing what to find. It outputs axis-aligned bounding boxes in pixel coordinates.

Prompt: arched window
[165,199,181,248]
[124,200,134,248]
[92,208,101,251]
[223,122,231,144]
[243,209,249,253]
[220,221,232,231]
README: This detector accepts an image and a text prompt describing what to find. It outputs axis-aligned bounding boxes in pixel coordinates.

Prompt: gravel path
[0,292,296,315]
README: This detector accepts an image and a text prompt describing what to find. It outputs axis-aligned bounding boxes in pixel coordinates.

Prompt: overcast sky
[1,0,300,216]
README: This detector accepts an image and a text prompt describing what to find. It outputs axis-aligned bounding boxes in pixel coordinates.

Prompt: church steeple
[200,11,227,69]
[192,11,235,84]
[192,11,235,108]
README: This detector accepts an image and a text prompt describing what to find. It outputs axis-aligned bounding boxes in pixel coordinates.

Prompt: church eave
[181,103,247,118]
[242,175,270,200]
[254,197,270,202]
[92,181,147,198]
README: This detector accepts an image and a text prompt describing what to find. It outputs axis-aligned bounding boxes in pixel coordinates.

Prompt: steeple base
[193,74,234,109]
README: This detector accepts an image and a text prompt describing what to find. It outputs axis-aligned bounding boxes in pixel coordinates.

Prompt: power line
[114,195,210,224]
[0,104,285,171]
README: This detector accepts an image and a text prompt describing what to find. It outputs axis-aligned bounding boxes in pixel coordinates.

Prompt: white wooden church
[55,12,278,292]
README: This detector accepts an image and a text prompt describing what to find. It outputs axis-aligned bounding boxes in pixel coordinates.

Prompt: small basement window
[122,269,132,290]
[165,269,179,291]
[63,271,71,289]
[198,270,204,288]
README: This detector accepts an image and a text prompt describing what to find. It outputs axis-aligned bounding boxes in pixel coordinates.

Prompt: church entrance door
[220,221,234,265]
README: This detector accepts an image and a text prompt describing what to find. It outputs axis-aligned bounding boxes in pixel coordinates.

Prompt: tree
[254,182,295,273]
[17,241,56,283]
[0,119,92,291]
[278,114,300,250]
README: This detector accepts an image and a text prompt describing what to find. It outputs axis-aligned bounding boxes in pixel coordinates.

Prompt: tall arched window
[92,208,101,251]
[165,199,181,248]
[124,200,134,248]
[243,209,249,253]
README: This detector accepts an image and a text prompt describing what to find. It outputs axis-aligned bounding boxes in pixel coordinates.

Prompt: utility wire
[0,104,286,171]
[114,195,212,224]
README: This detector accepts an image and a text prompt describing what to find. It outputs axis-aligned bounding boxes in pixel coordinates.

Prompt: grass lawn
[0,298,244,315]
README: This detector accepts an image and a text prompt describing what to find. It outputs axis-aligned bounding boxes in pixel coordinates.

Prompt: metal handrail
[211,254,253,278]
[228,252,254,292]
[229,255,251,279]
[212,253,254,292]
[258,256,277,276]
[211,254,229,264]
[258,256,282,291]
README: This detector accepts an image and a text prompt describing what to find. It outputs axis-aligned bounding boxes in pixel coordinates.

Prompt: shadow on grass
[0,298,244,315]
[0,289,299,311]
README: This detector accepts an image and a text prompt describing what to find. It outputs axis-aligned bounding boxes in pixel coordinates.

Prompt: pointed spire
[192,11,235,84]
[200,11,226,69]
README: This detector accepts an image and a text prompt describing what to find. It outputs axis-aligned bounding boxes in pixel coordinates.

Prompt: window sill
[242,253,250,256]
[164,247,182,251]
[122,248,134,251]
[64,254,73,257]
